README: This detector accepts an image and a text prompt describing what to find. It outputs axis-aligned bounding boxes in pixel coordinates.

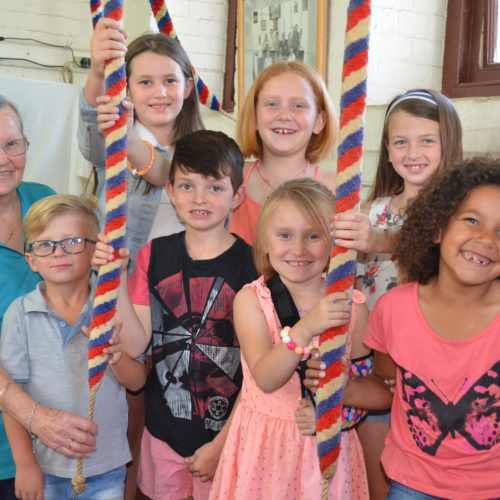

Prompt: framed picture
[237,0,327,104]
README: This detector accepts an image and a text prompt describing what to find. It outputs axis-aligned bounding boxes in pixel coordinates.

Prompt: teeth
[287,261,309,267]
[462,251,490,266]
[274,129,294,135]
[406,165,425,171]
[192,210,208,215]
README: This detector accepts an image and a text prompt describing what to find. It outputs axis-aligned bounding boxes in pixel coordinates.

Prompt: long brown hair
[368,89,463,201]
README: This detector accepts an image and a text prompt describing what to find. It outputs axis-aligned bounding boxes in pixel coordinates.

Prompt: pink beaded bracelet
[280,326,314,356]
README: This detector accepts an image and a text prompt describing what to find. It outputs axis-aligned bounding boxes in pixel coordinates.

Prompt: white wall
[0,0,499,196]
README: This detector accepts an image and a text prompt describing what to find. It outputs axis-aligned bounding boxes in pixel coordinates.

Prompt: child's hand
[92,233,129,272]
[304,349,325,394]
[295,398,316,435]
[384,378,396,394]
[185,440,222,482]
[90,17,127,79]
[104,321,124,365]
[302,292,351,338]
[15,462,44,500]
[96,96,134,135]
[332,211,375,254]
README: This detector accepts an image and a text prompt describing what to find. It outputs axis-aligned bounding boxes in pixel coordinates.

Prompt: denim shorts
[44,465,126,500]
[387,480,500,500]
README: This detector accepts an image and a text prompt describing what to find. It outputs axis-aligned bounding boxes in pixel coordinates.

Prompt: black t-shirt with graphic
[145,232,258,457]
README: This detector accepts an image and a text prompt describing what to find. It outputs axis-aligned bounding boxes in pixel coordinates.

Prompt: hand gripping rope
[316,1,371,497]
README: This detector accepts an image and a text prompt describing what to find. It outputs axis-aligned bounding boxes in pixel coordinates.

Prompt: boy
[0,194,146,500]
[95,130,258,500]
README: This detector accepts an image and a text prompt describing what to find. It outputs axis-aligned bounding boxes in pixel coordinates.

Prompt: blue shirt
[0,181,55,480]
[0,281,131,478]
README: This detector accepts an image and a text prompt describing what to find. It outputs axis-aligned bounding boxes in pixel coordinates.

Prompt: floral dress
[357,196,405,311]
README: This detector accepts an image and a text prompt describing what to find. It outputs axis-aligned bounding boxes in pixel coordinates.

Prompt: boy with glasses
[0,194,146,500]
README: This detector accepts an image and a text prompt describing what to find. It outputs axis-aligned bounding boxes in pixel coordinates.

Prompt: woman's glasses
[0,138,29,157]
[27,237,96,257]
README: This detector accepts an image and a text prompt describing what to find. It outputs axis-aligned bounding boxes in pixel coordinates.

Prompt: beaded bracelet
[128,140,155,176]
[280,326,314,356]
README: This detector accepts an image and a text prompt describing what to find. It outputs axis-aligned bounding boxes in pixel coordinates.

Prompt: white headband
[385,91,438,121]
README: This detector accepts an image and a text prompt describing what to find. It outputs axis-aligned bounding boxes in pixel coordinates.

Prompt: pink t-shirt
[364,282,500,500]
[128,241,152,306]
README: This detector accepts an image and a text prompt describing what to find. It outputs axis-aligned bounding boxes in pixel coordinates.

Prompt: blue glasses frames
[27,237,96,257]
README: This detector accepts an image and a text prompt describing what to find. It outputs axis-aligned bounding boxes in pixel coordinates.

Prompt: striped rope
[73,0,128,492]
[149,0,221,110]
[316,0,371,492]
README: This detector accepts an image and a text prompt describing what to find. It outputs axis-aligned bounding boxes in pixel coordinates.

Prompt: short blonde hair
[24,194,100,244]
[253,178,334,278]
[237,61,337,163]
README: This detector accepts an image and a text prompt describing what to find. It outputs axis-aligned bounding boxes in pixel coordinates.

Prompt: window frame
[442,0,500,97]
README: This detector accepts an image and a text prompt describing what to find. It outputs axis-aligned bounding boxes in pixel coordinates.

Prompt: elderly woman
[0,96,97,499]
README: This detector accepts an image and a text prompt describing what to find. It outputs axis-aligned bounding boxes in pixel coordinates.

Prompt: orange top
[229,161,321,245]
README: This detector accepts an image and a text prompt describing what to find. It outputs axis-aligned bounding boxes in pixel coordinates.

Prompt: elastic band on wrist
[280,326,313,356]
[128,140,155,176]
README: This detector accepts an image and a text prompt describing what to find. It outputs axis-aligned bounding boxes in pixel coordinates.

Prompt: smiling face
[166,168,244,233]
[127,51,193,143]
[0,107,26,198]
[386,111,442,194]
[26,213,96,289]
[265,198,331,288]
[437,185,500,289]
[255,72,325,160]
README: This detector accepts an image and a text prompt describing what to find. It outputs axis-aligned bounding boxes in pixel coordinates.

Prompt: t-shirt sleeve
[0,299,30,383]
[128,242,152,306]
[363,297,389,354]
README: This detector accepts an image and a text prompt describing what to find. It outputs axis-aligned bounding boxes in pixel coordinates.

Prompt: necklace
[255,160,311,189]
[2,196,20,246]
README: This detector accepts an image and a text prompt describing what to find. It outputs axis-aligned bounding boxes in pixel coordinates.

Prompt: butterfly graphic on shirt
[399,361,500,456]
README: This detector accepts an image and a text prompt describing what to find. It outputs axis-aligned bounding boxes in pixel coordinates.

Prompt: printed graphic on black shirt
[152,272,241,430]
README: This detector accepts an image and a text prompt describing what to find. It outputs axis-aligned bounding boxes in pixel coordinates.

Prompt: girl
[333,89,463,500]
[229,61,337,245]
[78,17,204,268]
[365,158,500,499]
[78,19,204,500]
[210,178,389,499]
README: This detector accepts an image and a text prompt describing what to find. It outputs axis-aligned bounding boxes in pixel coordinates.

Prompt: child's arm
[92,235,152,357]
[104,324,147,391]
[3,412,44,500]
[95,97,172,187]
[185,391,242,482]
[84,17,127,106]
[235,287,351,393]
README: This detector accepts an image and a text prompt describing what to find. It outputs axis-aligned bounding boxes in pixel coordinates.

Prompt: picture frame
[237,0,328,105]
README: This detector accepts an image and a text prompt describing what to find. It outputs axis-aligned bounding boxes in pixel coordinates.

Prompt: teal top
[0,181,55,480]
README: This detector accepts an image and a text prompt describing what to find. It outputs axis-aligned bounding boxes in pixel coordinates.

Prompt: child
[210,178,388,499]
[229,60,337,245]
[365,158,500,499]
[94,130,258,500]
[0,194,146,500]
[333,89,463,499]
[78,17,204,268]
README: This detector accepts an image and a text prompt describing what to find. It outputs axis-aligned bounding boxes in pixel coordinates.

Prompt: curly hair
[397,157,500,284]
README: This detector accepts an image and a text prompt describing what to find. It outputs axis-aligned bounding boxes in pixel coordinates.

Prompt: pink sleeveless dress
[209,277,369,500]
[228,162,322,246]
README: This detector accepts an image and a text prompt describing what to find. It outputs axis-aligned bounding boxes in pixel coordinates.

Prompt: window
[442,0,500,97]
